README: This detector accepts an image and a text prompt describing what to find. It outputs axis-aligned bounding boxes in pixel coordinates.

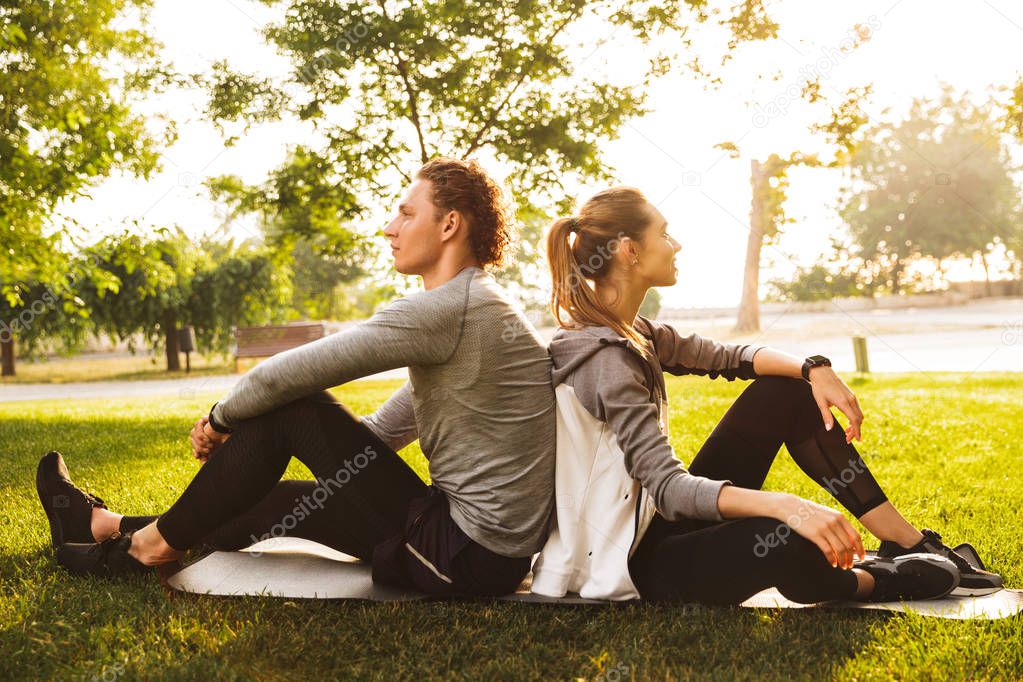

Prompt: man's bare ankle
[89,507,122,542]
[127,527,182,566]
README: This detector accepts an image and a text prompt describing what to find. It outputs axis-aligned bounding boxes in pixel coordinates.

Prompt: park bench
[234,322,325,372]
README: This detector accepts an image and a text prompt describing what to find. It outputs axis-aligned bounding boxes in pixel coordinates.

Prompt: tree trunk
[164,312,181,371]
[980,251,991,297]
[891,258,903,295]
[734,159,764,333]
[0,336,14,377]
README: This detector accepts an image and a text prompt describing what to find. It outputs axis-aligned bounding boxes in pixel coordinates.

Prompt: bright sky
[62,0,1023,308]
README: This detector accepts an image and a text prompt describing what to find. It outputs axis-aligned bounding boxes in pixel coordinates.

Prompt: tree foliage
[838,86,1022,293]
[0,0,171,296]
[201,0,783,302]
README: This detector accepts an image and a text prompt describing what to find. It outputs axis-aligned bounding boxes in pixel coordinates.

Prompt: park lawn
[0,374,1021,680]
[0,353,234,384]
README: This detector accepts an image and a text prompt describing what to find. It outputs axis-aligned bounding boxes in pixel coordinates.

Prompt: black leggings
[627,376,889,606]
[130,390,531,596]
[148,391,427,560]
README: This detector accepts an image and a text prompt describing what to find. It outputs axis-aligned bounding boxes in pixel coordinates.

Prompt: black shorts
[371,485,531,597]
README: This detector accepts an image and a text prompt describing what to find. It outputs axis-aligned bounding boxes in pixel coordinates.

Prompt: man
[38,158,556,596]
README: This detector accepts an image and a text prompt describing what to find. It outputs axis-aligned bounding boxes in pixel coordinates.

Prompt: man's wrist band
[207,403,234,434]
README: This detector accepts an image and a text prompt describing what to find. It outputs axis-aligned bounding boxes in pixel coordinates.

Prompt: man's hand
[808,366,863,443]
[189,416,230,464]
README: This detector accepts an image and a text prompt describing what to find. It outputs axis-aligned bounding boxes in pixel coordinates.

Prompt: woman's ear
[618,236,640,265]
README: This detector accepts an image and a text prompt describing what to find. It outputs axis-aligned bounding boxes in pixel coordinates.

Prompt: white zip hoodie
[529,317,762,601]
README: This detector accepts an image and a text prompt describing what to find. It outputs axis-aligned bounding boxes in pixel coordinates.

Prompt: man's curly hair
[415,157,511,268]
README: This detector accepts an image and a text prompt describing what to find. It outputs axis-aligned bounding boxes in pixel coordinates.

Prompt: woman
[529,186,1003,605]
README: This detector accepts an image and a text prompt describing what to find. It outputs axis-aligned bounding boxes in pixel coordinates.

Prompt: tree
[74,229,196,371]
[75,230,292,370]
[185,244,293,355]
[721,21,876,333]
[727,84,874,332]
[200,0,784,305]
[734,153,794,332]
[0,0,172,366]
[839,86,1022,294]
[1002,76,1023,281]
[766,238,874,302]
[0,273,91,376]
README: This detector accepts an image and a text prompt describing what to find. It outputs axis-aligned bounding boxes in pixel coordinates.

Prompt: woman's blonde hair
[545,186,657,353]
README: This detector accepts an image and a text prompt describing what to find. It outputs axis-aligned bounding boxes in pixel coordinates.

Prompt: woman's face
[634,204,681,287]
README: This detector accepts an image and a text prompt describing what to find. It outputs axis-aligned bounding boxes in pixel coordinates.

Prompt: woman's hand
[808,366,863,443]
[774,493,865,570]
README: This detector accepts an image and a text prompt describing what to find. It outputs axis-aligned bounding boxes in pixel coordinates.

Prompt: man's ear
[438,210,463,243]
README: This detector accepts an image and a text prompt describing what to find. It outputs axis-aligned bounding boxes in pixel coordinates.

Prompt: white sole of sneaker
[951,584,1004,597]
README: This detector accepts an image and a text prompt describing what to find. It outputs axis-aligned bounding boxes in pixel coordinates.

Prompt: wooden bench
[234,322,325,372]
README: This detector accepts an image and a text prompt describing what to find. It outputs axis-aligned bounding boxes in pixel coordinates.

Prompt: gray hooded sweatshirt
[548,316,764,523]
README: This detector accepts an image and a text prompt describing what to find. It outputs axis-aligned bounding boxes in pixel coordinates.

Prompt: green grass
[1,374,1021,680]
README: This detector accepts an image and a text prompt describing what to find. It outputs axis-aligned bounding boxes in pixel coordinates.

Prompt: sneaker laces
[83,491,106,508]
[89,531,127,561]
[921,528,972,573]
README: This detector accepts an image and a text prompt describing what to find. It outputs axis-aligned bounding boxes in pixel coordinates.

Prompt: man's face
[383,178,447,276]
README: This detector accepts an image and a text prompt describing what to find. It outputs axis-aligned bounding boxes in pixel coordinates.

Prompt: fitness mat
[165,537,1023,619]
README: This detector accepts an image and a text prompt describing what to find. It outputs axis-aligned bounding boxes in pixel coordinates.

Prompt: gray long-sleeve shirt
[210,266,556,557]
[361,381,418,453]
[548,317,763,523]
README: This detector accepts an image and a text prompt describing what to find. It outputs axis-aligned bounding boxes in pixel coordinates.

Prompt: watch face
[809,355,830,365]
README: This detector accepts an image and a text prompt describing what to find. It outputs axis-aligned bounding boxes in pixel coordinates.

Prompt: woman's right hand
[774,493,865,570]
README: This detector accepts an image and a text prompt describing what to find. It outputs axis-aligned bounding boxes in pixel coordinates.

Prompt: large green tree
[74,229,291,371]
[201,0,783,306]
[0,273,92,376]
[0,0,172,367]
[721,81,874,332]
[839,87,1022,294]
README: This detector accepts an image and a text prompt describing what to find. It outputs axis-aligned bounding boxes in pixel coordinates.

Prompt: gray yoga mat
[165,538,1023,619]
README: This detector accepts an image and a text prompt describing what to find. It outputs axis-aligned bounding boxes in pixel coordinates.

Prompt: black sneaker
[36,451,108,547]
[56,531,154,578]
[853,553,960,602]
[878,529,1003,597]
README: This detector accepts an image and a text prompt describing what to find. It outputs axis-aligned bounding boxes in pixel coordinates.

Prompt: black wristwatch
[801,355,831,381]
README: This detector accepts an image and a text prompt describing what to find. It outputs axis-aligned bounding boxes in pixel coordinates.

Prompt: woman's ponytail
[545,187,657,354]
